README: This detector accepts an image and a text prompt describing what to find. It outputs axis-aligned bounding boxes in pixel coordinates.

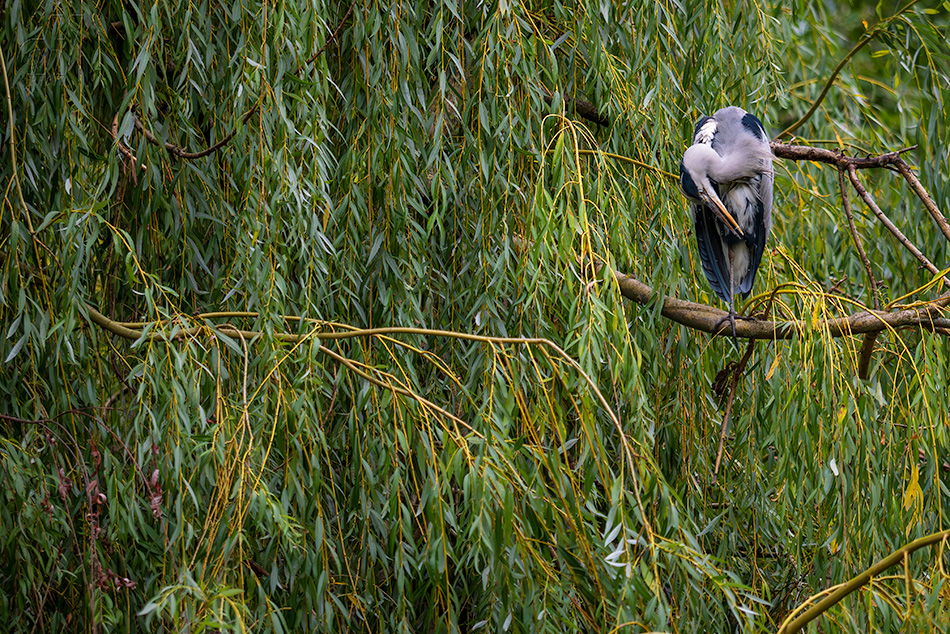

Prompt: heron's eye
[679,163,702,199]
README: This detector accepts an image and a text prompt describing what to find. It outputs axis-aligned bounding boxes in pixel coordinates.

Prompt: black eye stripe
[679,162,701,199]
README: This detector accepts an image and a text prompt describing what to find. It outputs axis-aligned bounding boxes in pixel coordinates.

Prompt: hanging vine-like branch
[109,1,355,163]
[87,139,950,344]
[777,530,950,634]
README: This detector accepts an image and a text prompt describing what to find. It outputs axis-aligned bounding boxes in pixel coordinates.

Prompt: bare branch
[846,164,946,281]
[110,112,146,183]
[302,0,356,69]
[837,167,881,309]
[770,143,916,169]
[894,159,950,243]
[837,166,883,378]
[713,340,755,477]
[133,107,259,161]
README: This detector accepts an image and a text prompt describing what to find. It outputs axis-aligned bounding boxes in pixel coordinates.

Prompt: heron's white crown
[694,119,717,144]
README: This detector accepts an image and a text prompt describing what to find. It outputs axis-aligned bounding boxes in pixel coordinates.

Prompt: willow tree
[2,0,949,632]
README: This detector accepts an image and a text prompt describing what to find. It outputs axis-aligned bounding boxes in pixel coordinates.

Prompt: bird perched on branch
[679,106,774,340]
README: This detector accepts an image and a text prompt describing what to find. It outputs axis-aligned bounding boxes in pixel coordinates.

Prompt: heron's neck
[705,145,770,183]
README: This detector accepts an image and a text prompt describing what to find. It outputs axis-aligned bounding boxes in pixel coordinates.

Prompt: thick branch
[856,331,880,379]
[770,143,916,169]
[613,271,950,340]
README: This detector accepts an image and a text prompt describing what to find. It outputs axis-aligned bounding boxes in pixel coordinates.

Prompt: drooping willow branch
[777,530,950,634]
[1,43,31,233]
[110,1,354,163]
[82,304,654,535]
[773,0,922,140]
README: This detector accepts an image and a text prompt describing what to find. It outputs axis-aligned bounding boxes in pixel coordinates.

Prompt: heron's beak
[702,188,744,238]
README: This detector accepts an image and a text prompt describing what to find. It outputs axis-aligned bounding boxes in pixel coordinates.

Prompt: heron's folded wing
[693,203,731,304]
[737,171,773,296]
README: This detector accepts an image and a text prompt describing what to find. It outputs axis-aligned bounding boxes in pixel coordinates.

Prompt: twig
[133,106,259,160]
[317,344,477,435]
[713,339,756,477]
[302,0,356,68]
[574,149,678,180]
[110,112,146,184]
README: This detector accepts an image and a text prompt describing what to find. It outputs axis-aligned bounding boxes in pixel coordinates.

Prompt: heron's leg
[727,250,738,344]
[711,249,743,345]
[727,299,738,343]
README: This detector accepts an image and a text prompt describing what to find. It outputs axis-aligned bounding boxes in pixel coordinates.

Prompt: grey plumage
[679,106,774,338]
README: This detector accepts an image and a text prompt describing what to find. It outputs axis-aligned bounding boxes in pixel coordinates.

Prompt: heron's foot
[712,313,738,338]
[713,313,756,331]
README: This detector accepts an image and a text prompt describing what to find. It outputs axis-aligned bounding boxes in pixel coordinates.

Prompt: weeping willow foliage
[1,0,949,632]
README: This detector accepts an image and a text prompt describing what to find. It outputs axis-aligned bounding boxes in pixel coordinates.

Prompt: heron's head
[679,144,731,222]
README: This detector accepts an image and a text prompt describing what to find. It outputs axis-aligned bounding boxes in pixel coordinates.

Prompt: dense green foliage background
[2,0,949,631]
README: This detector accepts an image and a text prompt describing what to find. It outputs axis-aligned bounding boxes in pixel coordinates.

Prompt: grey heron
[679,106,774,340]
